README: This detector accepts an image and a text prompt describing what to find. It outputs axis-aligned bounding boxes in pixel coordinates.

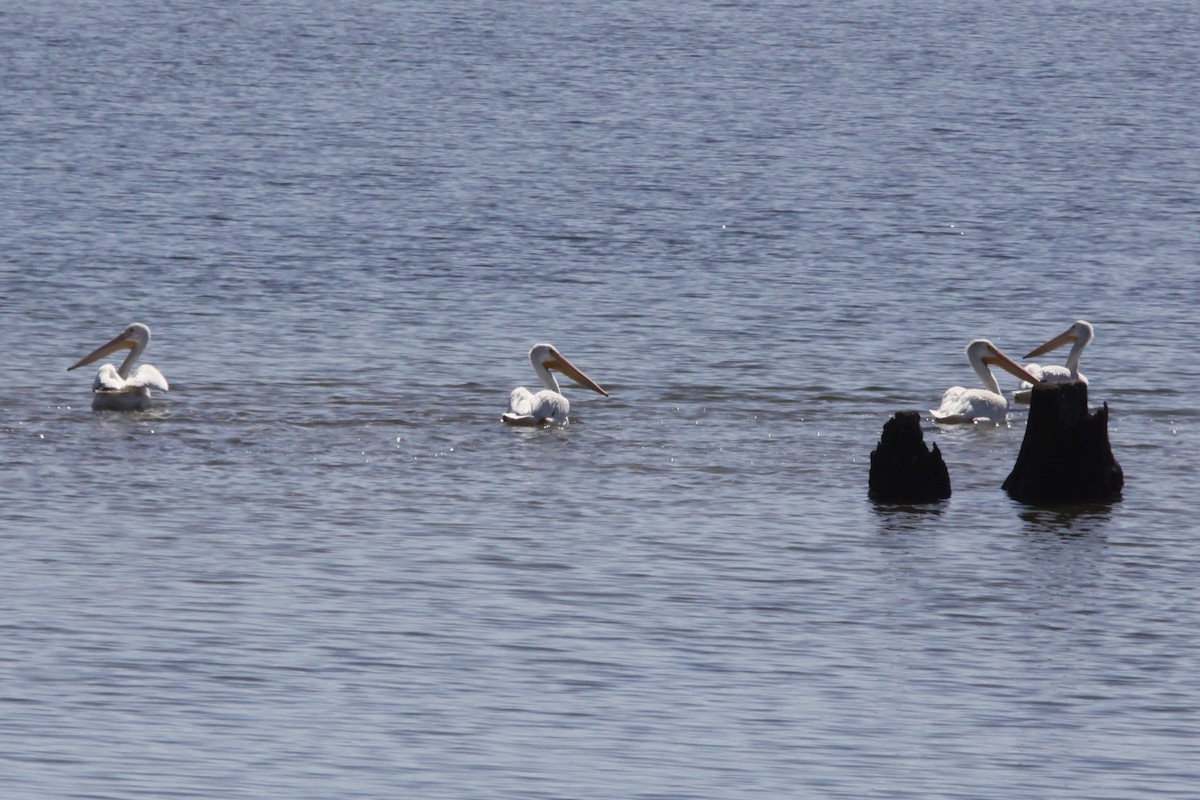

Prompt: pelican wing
[1015,363,1087,403]
[92,364,127,392]
[931,387,1008,425]
[506,387,537,415]
[502,387,570,426]
[1013,362,1045,403]
[127,364,169,392]
[1028,364,1086,387]
[1031,364,1072,384]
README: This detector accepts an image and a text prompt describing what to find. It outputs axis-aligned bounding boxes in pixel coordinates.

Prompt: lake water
[2,2,1198,797]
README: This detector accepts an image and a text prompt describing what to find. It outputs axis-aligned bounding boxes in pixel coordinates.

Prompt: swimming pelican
[502,343,608,425]
[67,322,168,411]
[931,339,1041,424]
[1014,319,1093,403]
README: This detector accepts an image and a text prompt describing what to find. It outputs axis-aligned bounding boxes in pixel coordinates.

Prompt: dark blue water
[2,2,1198,797]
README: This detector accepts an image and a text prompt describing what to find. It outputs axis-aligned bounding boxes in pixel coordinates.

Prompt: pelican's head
[1025,319,1094,359]
[967,339,1041,385]
[68,323,152,371]
[529,343,609,396]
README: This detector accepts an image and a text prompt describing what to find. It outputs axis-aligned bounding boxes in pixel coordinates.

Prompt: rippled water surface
[2,2,1198,798]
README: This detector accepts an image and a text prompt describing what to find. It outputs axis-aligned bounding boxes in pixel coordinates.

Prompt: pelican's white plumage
[1014,319,1093,403]
[931,339,1041,424]
[68,322,168,411]
[502,343,608,426]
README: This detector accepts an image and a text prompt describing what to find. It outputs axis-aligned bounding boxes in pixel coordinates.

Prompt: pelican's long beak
[1025,328,1077,359]
[984,347,1041,385]
[548,353,609,396]
[67,330,135,371]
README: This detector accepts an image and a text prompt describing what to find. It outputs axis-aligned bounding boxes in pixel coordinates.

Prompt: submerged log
[1003,380,1123,504]
[869,410,951,503]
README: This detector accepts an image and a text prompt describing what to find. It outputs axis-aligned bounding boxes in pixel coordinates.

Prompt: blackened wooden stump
[869,410,951,503]
[1003,380,1123,504]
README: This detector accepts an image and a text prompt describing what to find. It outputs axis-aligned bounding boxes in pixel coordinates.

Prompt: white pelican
[502,343,608,426]
[931,339,1041,424]
[1014,319,1093,403]
[67,322,168,411]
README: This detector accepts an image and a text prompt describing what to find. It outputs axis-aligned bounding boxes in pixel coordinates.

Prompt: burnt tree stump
[1003,380,1123,504]
[869,410,951,503]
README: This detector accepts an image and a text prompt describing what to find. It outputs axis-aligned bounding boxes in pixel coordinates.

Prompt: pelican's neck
[1063,332,1090,377]
[970,353,1001,396]
[533,359,561,394]
[117,339,146,378]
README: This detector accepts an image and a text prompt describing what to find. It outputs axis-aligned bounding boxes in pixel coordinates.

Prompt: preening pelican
[1014,319,1093,403]
[67,323,168,411]
[931,339,1041,424]
[502,343,608,426]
